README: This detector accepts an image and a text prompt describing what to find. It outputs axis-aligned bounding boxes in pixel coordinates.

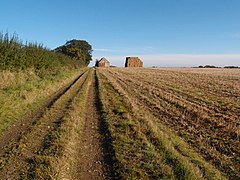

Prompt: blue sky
[1,0,240,67]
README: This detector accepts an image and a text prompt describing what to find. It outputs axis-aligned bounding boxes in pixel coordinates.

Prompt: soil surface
[73,71,115,179]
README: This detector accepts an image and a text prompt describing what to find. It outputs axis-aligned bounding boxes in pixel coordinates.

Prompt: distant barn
[125,57,143,67]
[95,57,110,67]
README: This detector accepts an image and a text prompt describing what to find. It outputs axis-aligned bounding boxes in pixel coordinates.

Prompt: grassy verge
[0,68,88,136]
[97,69,226,179]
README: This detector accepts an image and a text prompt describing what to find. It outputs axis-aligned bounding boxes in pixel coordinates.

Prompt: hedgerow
[0,33,86,77]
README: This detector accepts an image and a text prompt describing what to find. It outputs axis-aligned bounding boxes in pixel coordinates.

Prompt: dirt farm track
[0,68,239,179]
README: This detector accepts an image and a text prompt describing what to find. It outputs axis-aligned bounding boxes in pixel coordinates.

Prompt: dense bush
[0,33,87,77]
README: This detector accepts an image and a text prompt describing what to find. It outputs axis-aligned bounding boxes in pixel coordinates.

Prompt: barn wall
[98,60,110,67]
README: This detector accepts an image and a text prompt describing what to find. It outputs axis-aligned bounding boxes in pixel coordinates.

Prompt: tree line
[198,65,239,68]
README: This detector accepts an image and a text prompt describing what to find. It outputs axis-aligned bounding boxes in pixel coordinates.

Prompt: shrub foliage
[54,39,92,66]
[0,33,91,76]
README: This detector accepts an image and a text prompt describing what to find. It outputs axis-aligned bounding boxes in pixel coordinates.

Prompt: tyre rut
[0,71,87,152]
[72,70,116,179]
[0,70,89,179]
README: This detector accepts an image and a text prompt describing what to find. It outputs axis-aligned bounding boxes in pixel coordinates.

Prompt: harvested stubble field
[97,67,239,179]
[0,67,239,179]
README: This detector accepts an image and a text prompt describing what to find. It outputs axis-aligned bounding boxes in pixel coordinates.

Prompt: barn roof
[99,57,109,63]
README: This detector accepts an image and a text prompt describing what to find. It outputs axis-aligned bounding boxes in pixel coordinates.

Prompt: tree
[54,39,92,66]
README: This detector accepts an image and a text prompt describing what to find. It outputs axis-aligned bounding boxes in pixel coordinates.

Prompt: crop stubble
[98,67,239,179]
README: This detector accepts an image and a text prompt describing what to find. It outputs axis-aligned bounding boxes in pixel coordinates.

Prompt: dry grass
[0,68,39,89]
